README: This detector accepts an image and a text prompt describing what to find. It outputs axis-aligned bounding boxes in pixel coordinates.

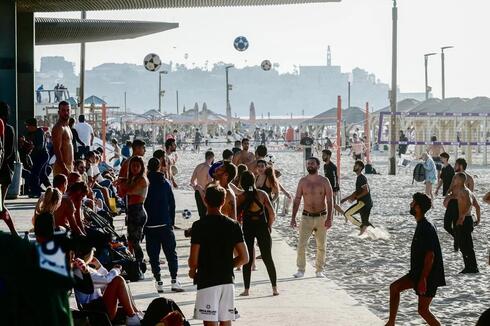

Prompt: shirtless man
[290,157,333,278]
[190,151,214,219]
[232,138,255,169]
[427,136,445,175]
[453,158,474,191]
[248,144,267,175]
[165,138,178,188]
[52,101,74,176]
[443,173,480,273]
[54,181,88,236]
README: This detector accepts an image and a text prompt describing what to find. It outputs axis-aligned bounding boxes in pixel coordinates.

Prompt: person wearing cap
[52,101,74,176]
[25,117,49,198]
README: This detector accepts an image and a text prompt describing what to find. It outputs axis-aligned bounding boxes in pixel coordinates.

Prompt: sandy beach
[172,141,490,325]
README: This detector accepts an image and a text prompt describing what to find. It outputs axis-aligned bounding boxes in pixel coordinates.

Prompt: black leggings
[242,219,277,289]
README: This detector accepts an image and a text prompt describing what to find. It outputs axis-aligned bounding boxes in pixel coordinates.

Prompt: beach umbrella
[193,102,199,125]
[202,102,209,136]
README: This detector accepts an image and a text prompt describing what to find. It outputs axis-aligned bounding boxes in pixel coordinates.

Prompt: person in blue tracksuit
[144,157,184,293]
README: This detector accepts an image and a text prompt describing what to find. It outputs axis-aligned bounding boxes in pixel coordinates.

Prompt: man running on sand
[290,157,333,278]
[190,151,214,219]
[51,101,74,176]
[386,192,445,326]
[339,160,373,235]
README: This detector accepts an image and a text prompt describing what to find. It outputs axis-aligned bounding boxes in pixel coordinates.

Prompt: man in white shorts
[188,184,249,326]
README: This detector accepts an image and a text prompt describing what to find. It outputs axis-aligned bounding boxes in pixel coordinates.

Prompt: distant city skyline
[35,0,490,99]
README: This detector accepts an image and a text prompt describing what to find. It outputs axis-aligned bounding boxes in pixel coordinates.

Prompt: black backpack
[141,297,190,326]
[413,163,426,183]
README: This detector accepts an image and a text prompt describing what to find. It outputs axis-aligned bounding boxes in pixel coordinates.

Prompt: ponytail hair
[32,187,62,225]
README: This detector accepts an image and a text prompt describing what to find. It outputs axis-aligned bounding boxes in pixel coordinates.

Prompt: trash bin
[7,162,23,200]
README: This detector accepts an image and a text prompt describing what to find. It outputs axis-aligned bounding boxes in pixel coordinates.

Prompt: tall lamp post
[389,0,398,175]
[158,70,168,143]
[424,52,437,100]
[225,65,234,132]
[441,46,454,100]
[158,70,168,113]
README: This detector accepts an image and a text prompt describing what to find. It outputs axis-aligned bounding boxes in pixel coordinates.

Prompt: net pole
[484,117,488,165]
[365,102,371,164]
[336,96,342,182]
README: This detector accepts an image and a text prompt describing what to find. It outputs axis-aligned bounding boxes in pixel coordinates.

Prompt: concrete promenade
[1,190,383,325]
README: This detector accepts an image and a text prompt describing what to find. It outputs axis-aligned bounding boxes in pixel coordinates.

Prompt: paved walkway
[2,191,383,325]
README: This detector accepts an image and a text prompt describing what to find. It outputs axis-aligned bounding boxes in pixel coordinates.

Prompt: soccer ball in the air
[143,53,161,72]
[182,209,192,219]
[233,36,249,52]
[261,60,272,71]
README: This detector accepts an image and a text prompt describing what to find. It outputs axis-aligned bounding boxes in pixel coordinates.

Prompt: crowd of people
[0,99,489,326]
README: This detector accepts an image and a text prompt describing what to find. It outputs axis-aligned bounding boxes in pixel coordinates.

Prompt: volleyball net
[377,112,490,146]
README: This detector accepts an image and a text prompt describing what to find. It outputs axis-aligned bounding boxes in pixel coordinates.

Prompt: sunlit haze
[36,0,490,99]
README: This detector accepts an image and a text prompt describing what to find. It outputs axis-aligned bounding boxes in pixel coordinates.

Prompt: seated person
[95,147,114,174]
[54,181,88,236]
[32,187,63,227]
[74,243,142,325]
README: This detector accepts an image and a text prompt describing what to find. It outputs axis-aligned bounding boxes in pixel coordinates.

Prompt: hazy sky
[36,0,490,98]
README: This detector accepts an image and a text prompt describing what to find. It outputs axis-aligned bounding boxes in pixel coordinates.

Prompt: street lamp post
[441,46,454,100]
[389,0,398,175]
[158,70,168,113]
[225,65,234,132]
[424,53,437,100]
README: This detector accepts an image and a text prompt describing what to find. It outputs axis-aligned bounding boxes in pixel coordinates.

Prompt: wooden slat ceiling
[35,18,179,45]
[18,0,339,12]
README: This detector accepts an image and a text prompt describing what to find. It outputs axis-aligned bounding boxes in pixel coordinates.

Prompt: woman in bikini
[118,156,149,265]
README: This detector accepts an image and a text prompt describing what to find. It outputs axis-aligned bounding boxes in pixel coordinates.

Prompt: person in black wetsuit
[237,171,278,297]
[435,152,454,197]
[386,192,445,326]
[322,149,340,197]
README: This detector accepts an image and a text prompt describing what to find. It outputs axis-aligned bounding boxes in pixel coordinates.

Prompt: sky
[35,0,490,99]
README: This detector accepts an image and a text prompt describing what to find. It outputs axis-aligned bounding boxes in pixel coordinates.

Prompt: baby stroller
[83,205,146,282]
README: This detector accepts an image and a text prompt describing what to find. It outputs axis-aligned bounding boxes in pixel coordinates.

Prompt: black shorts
[407,273,438,298]
[354,154,362,160]
[432,157,442,171]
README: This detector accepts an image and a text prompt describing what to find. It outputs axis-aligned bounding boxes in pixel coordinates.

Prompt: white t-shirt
[75,122,93,146]
[87,164,104,183]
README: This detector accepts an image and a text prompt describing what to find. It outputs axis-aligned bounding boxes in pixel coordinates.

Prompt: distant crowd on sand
[0,100,490,325]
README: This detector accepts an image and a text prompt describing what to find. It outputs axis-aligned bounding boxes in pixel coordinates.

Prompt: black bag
[413,163,426,183]
[141,297,190,326]
[365,164,377,174]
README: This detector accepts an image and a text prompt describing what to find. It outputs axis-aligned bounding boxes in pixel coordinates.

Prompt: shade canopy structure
[302,106,364,126]
[84,95,107,106]
[376,98,420,113]
[17,0,340,12]
[35,18,179,45]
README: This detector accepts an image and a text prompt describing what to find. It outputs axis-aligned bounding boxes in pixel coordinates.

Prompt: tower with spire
[327,45,332,67]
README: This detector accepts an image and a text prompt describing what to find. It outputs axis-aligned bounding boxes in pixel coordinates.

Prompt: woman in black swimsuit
[237,171,278,296]
[255,159,279,201]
